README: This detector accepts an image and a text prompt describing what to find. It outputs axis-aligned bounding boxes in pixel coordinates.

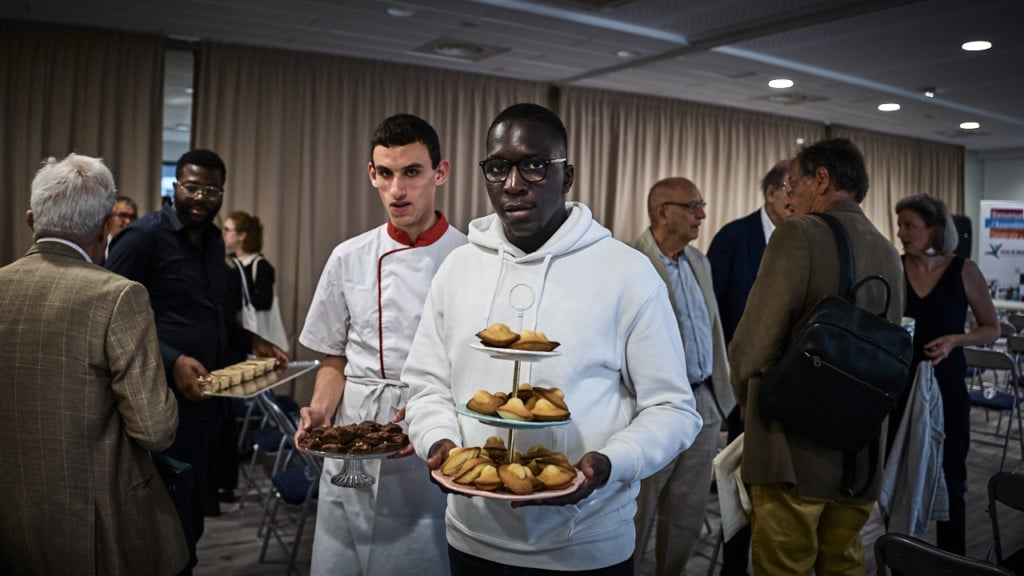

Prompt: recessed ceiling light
[960,121,981,130]
[961,40,992,52]
[387,7,416,17]
[616,49,638,58]
[433,42,482,58]
[922,89,935,98]
[795,137,805,145]
[878,103,901,112]
[768,78,793,89]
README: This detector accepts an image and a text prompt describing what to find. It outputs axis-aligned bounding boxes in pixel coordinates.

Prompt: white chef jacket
[299,213,466,576]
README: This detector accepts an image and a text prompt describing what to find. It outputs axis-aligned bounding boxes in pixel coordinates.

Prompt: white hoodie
[404,202,702,570]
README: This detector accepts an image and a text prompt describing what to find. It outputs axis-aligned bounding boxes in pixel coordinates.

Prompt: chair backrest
[875,533,1016,576]
[989,472,1024,563]
[1009,313,1024,333]
[259,391,322,474]
[1001,322,1017,339]
[1008,335,1024,354]
[965,347,1018,374]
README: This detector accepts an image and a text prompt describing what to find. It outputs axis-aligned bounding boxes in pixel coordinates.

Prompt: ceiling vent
[752,92,827,106]
[414,39,507,62]
[537,0,638,10]
[935,129,991,138]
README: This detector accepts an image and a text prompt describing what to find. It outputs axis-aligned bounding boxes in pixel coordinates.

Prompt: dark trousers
[448,545,633,576]
[721,405,751,576]
[209,400,240,510]
[164,410,221,571]
[936,385,971,555]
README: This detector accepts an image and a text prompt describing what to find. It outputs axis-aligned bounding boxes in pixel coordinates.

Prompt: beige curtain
[193,42,548,397]
[830,125,964,241]
[561,87,827,249]
[0,21,164,266]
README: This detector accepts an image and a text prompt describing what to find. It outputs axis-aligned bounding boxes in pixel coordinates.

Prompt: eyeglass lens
[177,182,223,199]
[480,158,564,183]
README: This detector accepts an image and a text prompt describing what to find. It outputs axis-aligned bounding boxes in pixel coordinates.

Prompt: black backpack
[758,213,913,497]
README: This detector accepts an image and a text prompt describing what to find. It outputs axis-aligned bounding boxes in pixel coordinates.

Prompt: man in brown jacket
[729,139,904,575]
[0,154,187,575]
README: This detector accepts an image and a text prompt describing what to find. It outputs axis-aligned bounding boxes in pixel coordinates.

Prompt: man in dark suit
[705,159,789,576]
[0,154,187,574]
[707,160,791,344]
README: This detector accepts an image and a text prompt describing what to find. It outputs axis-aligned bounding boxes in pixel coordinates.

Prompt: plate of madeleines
[431,439,583,500]
[471,322,561,362]
[458,384,571,428]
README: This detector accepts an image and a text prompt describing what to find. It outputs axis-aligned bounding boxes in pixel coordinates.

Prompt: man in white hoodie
[404,103,703,575]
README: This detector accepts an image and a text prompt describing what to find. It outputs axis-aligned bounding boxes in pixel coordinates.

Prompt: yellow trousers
[749,483,874,576]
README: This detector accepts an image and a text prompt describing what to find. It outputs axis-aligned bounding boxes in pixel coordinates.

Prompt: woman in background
[224,211,276,313]
[895,194,998,554]
[216,210,280,508]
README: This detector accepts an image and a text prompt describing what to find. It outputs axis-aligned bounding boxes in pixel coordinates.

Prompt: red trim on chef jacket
[377,212,451,378]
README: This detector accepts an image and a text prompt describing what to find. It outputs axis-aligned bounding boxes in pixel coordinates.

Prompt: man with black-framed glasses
[107,148,288,573]
[630,177,735,575]
[404,103,702,575]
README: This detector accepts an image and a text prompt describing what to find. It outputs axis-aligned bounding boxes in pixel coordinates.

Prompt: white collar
[37,237,92,263]
[759,206,776,245]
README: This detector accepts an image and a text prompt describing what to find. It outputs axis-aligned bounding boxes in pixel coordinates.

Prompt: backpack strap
[818,212,885,498]
[250,255,262,284]
[813,212,854,300]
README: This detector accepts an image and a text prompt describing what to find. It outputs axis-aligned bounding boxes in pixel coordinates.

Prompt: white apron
[306,222,464,576]
[310,377,448,576]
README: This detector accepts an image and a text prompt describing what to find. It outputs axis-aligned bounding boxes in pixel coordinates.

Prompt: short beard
[174,201,217,230]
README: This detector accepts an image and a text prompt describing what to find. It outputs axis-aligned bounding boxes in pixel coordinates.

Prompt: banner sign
[978,200,1024,300]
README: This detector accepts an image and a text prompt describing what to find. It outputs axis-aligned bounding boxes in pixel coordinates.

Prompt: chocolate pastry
[362,432,385,446]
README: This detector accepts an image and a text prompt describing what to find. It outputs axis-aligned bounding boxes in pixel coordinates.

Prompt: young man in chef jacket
[295,113,467,576]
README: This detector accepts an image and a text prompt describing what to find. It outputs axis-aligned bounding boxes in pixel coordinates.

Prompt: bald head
[646,176,706,253]
[647,177,699,223]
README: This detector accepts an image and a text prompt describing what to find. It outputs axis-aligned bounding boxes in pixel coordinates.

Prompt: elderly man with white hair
[0,153,187,575]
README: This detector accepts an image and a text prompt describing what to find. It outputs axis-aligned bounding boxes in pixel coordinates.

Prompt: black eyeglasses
[478,157,567,183]
[661,200,707,213]
[175,181,224,200]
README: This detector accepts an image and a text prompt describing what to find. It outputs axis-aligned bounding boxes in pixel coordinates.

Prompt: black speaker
[952,215,972,260]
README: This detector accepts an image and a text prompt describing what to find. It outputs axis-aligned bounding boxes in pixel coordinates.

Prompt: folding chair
[988,472,1024,573]
[965,347,1024,471]
[1008,313,1024,335]
[237,392,297,510]
[257,391,320,576]
[874,533,1015,576]
[1001,321,1017,340]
